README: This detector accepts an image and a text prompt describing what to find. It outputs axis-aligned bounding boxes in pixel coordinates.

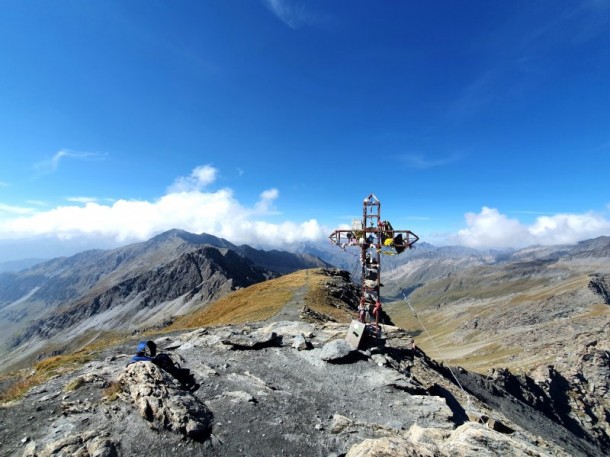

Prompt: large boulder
[117,361,212,441]
[319,339,354,362]
[221,329,280,349]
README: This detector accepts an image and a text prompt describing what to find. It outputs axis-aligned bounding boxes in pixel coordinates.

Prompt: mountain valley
[383,237,610,374]
[0,232,609,456]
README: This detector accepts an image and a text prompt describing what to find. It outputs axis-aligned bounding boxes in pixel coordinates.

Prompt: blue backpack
[129,340,199,391]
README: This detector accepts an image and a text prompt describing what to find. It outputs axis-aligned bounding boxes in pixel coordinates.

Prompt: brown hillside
[387,268,610,374]
[169,268,358,329]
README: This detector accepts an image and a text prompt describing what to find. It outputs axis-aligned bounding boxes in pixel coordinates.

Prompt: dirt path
[268,284,309,322]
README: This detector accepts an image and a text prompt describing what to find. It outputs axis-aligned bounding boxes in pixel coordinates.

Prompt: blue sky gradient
[0,1,609,260]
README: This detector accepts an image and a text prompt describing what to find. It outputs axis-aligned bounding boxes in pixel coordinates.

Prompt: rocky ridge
[1,318,605,456]
[460,337,610,452]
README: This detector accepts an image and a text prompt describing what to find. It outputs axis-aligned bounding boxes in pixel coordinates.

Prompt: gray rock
[319,339,353,362]
[291,334,311,351]
[0,318,601,457]
[405,423,451,447]
[259,321,315,339]
[406,396,454,429]
[221,329,279,349]
[365,366,426,394]
[117,362,212,441]
[330,414,354,434]
[440,422,558,456]
[371,353,388,366]
[61,399,95,415]
[329,413,405,439]
[34,430,119,457]
[218,390,257,404]
[22,441,37,457]
[346,436,435,457]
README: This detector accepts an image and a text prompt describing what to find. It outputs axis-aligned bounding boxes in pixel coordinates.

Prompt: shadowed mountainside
[0,229,330,372]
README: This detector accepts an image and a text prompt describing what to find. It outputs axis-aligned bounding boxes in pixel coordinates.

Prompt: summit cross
[329,193,419,327]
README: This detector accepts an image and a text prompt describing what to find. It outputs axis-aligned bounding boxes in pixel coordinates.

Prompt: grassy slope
[0,331,128,402]
[169,268,354,329]
[387,267,610,373]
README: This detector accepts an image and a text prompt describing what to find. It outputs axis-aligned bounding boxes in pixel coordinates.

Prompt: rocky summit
[0,317,606,456]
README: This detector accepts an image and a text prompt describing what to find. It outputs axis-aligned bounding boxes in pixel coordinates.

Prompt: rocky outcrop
[300,305,337,322]
[452,338,609,456]
[531,340,610,452]
[346,436,431,457]
[588,273,610,305]
[345,421,563,457]
[319,338,355,362]
[0,320,603,456]
[220,328,281,350]
[23,430,119,457]
[117,361,212,441]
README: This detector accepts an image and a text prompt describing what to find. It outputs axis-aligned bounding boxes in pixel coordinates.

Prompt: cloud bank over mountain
[0,165,608,260]
[453,206,610,249]
[0,166,325,251]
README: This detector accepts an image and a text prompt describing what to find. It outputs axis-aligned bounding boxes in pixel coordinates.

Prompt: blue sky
[1,0,609,260]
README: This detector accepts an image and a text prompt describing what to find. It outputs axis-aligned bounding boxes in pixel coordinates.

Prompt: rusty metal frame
[329,193,419,325]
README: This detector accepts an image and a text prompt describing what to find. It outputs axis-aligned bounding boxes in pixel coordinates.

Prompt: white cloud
[254,188,280,214]
[0,181,9,187]
[0,166,327,250]
[168,164,217,193]
[0,204,37,215]
[192,165,217,186]
[66,197,98,204]
[529,212,610,244]
[452,206,610,249]
[262,0,324,29]
[34,149,106,176]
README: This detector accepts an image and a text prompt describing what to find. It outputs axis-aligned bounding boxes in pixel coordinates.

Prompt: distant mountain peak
[147,229,235,249]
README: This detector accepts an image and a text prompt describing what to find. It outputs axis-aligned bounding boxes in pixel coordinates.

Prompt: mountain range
[0,230,609,455]
[0,229,329,372]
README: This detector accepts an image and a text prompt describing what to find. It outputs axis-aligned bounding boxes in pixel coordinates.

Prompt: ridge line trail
[268,271,311,322]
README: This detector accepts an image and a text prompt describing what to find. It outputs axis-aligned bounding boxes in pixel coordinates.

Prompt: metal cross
[329,193,419,327]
